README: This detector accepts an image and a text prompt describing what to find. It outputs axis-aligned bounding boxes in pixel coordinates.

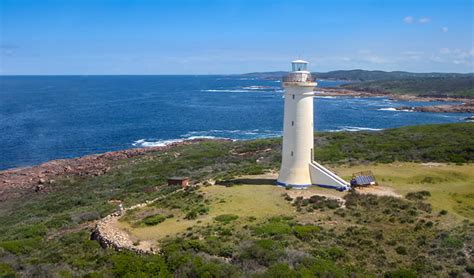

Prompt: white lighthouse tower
[277,60,350,190]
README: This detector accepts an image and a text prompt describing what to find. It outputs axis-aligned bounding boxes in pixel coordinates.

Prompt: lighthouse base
[277,162,350,191]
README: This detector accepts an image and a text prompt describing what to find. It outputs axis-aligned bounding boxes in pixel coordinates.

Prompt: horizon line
[1,69,473,77]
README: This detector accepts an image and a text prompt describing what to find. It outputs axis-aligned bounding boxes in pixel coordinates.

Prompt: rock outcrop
[396,103,474,113]
[0,138,229,201]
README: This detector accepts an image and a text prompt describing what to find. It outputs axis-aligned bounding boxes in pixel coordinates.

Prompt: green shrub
[306,258,346,277]
[439,210,448,216]
[441,236,463,248]
[0,263,16,278]
[395,246,408,255]
[0,238,42,255]
[326,246,345,260]
[238,239,283,266]
[254,222,292,237]
[184,210,198,220]
[258,263,299,278]
[384,269,417,278]
[46,213,73,228]
[214,214,239,224]
[406,191,431,201]
[466,264,474,275]
[142,214,166,226]
[110,252,170,277]
[293,225,321,240]
[14,223,47,239]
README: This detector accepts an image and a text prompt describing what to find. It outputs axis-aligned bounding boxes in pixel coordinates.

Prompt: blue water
[0,75,470,170]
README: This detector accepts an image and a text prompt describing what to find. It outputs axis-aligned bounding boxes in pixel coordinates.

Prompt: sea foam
[378,107,414,112]
[328,126,384,132]
[132,136,218,148]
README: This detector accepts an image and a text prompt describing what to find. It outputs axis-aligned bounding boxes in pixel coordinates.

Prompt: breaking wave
[378,107,414,112]
[314,96,337,99]
[132,129,283,148]
[202,89,258,93]
[328,126,383,132]
[182,129,282,139]
[201,86,283,93]
[132,136,219,148]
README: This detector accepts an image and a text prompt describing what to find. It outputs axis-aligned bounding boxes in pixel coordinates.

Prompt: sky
[0,0,473,74]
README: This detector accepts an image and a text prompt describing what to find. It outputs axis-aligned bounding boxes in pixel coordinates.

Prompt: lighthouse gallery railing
[282,73,315,83]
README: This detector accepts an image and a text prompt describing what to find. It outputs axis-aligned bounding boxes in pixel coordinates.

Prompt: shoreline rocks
[316,88,474,113]
[0,138,229,202]
[395,103,474,113]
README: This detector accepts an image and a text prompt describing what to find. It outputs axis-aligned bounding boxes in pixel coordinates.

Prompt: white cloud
[441,27,448,33]
[418,17,431,24]
[356,50,390,64]
[440,48,451,54]
[401,51,424,60]
[434,48,474,66]
[403,16,414,24]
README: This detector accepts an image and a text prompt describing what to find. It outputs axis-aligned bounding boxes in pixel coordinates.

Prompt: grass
[315,123,474,164]
[120,185,295,241]
[116,161,472,259]
[156,185,473,276]
[334,162,474,219]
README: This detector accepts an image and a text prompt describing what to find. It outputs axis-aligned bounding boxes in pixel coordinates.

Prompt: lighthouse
[277,60,350,191]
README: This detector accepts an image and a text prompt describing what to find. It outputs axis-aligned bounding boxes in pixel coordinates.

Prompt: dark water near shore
[0,75,470,170]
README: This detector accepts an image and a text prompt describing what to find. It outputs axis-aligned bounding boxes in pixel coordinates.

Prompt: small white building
[277,60,350,191]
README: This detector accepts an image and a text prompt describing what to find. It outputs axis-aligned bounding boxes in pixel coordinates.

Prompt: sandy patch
[421,162,448,167]
[355,185,402,198]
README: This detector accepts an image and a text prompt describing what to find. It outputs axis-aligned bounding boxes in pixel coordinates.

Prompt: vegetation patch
[342,75,474,97]
[214,214,239,224]
[141,214,167,226]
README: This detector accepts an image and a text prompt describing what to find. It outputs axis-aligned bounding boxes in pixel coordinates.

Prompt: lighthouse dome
[291,60,309,72]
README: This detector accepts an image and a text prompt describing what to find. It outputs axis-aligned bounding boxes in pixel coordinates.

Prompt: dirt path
[355,185,402,198]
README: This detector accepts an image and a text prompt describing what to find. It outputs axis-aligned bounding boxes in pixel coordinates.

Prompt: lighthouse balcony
[282,72,315,83]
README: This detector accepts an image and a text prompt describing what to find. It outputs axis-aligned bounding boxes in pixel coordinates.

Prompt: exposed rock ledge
[395,103,474,113]
[91,189,183,254]
[316,88,473,103]
[316,88,474,113]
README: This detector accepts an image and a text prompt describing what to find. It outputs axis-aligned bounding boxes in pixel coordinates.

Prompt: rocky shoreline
[395,104,474,113]
[0,138,230,202]
[316,88,474,113]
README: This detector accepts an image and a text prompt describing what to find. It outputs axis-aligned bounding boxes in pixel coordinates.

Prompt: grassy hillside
[341,76,474,98]
[0,123,473,276]
[315,123,474,164]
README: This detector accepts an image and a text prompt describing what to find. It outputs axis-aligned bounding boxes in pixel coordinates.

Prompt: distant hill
[342,76,474,98]
[239,70,474,98]
[240,69,473,81]
[314,70,473,82]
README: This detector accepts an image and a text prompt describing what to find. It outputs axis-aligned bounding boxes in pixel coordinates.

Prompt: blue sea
[0,75,470,170]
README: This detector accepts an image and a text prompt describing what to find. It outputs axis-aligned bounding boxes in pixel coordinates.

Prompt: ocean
[0,75,470,170]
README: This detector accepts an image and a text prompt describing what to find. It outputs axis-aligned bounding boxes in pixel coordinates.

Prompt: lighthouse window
[291,151,293,156]
[292,94,295,99]
[291,121,294,126]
